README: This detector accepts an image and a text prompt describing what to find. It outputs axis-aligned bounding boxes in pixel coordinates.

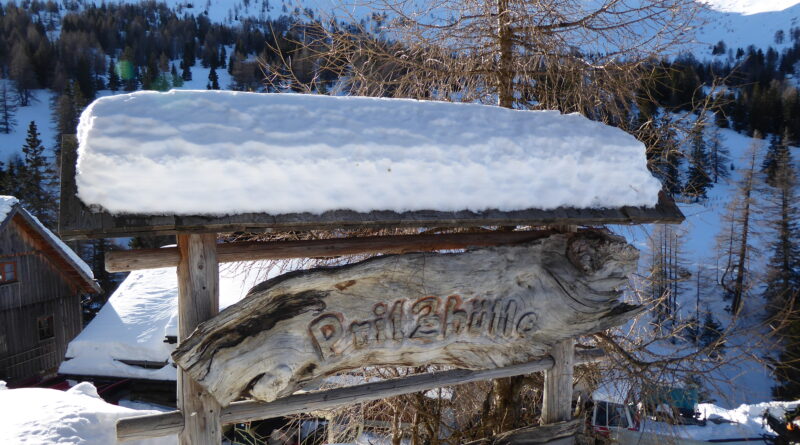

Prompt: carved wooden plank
[105,230,556,272]
[465,419,582,445]
[117,349,605,442]
[173,232,642,406]
[176,234,222,445]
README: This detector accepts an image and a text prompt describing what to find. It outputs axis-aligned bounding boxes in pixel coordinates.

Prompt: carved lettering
[442,295,468,337]
[373,303,389,343]
[468,298,491,335]
[495,298,518,337]
[308,296,543,359]
[516,312,538,338]
[410,296,442,340]
[387,299,405,341]
[350,321,373,349]
[308,313,344,359]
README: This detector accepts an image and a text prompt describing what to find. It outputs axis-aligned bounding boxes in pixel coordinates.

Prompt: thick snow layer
[0,381,174,445]
[75,90,662,216]
[60,259,309,380]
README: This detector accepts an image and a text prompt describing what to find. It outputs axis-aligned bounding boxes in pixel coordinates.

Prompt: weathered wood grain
[173,232,642,406]
[117,349,605,442]
[542,339,575,424]
[105,230,556,272]
[176,234,222,445]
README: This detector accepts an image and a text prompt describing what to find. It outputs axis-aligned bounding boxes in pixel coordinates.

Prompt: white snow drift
[0,381,173,445]
[75,90,662,216]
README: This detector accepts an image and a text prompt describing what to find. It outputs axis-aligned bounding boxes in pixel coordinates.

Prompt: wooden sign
[172,232,642,406]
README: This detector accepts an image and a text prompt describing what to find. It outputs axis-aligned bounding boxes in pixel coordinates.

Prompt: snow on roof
[76,90,662,216]
[0,195,17,222]
[0,195,94,281]
[60,259,310,380]
[0,381,174,445]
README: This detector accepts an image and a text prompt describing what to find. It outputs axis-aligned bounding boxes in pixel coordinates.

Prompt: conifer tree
[685,122,712,200]
[0,81,18,134]
[645,115,683,195]
[699,311,725,358]
[207,66,220,90]
[2,156,24,198]
[762,129,792,187]
[108,57,121,91]
[171,64,183,88]
[19,121,56,227]
[181,44,194,81]
[761,138,800,311]
[707,123,731,183]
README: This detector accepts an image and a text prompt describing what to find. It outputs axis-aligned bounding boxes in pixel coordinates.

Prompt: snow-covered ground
[0,380,175,445]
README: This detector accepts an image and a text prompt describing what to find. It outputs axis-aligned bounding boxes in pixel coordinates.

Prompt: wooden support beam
[106,230,556,272]
[117,349,605,442]
[176,234,222,445]
[541,339,576,444]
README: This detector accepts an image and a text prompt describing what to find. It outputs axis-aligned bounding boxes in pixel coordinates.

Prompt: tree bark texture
[173,232,641,406]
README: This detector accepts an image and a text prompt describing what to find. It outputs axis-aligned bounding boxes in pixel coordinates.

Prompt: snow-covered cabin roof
[0,196,98,293]
[59,260,307,380]
[60,91,682,239]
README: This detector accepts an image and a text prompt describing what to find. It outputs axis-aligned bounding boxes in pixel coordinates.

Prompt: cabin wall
[0,218,84,384]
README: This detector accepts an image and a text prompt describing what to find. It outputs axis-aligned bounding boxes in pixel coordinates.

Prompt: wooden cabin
[0,196,100,386]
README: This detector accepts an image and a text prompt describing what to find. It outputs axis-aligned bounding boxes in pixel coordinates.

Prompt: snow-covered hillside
[696,1,800,54]
[701,0,800,15]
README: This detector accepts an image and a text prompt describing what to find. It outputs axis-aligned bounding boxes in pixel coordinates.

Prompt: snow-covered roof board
[0,195,98,293]
[59,260,307,381]
[60,91,682,239]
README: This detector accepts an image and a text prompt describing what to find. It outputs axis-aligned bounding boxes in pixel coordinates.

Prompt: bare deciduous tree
[266,0,703,122]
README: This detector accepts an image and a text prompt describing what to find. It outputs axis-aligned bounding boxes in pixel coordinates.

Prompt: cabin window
[37,315,54,341]
[0,261,16,283]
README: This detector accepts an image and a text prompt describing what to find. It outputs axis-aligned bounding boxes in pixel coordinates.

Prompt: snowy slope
[701,0,800,15]
[695,1,800,54]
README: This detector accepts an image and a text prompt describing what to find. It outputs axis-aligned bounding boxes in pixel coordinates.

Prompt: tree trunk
[497,0,514,108]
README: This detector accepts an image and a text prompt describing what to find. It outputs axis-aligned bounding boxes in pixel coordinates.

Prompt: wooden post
[541,224,578,435]
[177,233,222,445]
[541,339,575,444]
